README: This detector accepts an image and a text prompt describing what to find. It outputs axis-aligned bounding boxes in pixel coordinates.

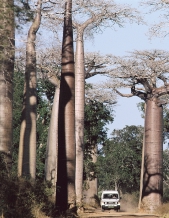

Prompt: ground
[78,199,160,218]
[79,208,159,218]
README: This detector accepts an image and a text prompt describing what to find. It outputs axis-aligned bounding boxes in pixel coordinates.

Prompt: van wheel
[102,208,105,212]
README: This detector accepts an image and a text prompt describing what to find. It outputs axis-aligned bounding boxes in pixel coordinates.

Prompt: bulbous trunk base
[140,99,163,213]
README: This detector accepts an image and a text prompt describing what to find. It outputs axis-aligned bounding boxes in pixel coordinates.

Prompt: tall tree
[103,50,169,212]
[37,46,61,194]
[72,0,142,206]
[18,0,42,179]
[75,52,114,207]
[56,0,76,212]
[13,67,53,180]
[45,1,142,206]
[45,74,60,197]
[0,0,15,171]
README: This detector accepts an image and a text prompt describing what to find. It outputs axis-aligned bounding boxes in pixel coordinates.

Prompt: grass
[154,203,169,218]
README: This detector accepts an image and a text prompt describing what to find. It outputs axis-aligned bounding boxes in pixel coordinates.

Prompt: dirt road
[79,208,160,218]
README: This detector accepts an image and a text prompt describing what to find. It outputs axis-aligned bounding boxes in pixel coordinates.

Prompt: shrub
[0,154,56,218]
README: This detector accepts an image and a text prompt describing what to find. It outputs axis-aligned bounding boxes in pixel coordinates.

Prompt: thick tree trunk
[56,0,76,211]
[18,0,41,179]
[141,99,163,212]
[83,146,98,207]
[0,0,14,171]
[45,85,60,198]
[75,31,85,207]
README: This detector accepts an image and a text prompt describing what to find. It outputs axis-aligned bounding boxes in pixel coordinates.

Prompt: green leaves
[84,100,113,180]
[97,125,143,193]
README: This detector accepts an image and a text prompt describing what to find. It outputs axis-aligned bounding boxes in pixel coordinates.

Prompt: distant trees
[83,99,113,206]
[97,125,143,193]
[104,50,169,212]
[163,148,169,202]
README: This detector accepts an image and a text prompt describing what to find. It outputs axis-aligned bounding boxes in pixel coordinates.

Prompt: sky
[85,0,169,141]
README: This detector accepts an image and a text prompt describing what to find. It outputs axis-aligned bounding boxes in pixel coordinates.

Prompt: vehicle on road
[100,190,120,212]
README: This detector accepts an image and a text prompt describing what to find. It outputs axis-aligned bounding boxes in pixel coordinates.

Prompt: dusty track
[79,208,159,218]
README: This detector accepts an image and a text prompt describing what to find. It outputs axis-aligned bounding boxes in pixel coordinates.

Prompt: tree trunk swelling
[0,0,14,171]
[141,99,163,213]
[83,146,98,207]
[18,0,41,179]
[45,86,60,198]
[75,31,85,207]
[56,0,76,211]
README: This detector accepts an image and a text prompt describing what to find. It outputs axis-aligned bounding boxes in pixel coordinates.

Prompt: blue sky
[85,0,169,141]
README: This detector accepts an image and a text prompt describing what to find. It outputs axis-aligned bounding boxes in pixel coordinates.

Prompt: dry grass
[154,203,169,218]
[120,193,139,213]
[31,205,50,218]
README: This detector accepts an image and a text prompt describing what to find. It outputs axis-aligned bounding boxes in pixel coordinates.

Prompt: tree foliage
[97,125,143,193]
[84,99,113,181]
[141,0,169,38]
[163,148,169,202]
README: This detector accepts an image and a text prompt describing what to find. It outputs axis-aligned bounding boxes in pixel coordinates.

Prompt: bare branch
[141,0,169,38]
[86,83,117,104]
[114,89,134,98]
[100,50,169,104]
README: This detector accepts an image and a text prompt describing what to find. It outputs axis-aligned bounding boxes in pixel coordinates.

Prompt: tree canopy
[97,125,143,193]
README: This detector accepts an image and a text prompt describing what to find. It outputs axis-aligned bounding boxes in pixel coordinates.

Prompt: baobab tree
[18,0,42,179]
[72,0,142,206]
[103,50,169,213]
[56,0,76,212]
[44,0,143,206]
[44,74,60,198]
[37,46,61,197]
[0,0,15,171]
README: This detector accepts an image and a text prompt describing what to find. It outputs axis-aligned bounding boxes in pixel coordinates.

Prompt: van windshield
[103,194,118,199]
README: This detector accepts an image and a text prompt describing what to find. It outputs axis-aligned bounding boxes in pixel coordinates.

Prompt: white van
[100,190,120,212]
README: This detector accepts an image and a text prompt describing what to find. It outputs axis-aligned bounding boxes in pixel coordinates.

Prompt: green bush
[163,185,169,203]
[0,154,56,218]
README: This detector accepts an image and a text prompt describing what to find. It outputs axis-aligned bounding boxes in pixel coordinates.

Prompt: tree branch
[115,89,134,98]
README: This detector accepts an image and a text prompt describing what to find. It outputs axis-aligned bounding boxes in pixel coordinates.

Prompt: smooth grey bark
[72,2,141,206]
[18,0,42,179]
[141,98,163,212]
[106,50,169,213]
[75,29,85,207]
[45,75,60,198]
[56,0,76,211]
